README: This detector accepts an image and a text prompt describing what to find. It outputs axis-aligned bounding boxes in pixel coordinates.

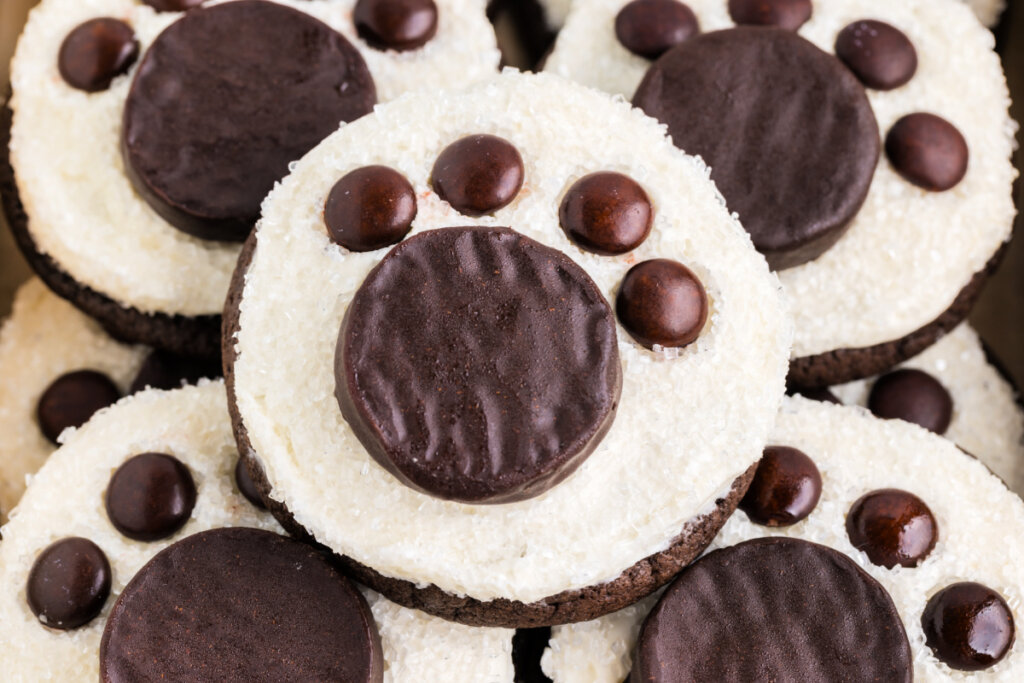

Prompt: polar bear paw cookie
[226,71,791,627]
[541,397,1024,682]
[2,0,499,357]
[0,278,219,520]
[545,0,1016,387]
[0,382,517,682]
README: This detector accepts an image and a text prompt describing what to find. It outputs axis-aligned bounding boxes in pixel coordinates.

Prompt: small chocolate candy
[615,259,707,349]
[337,227,620,503]
[559,172,653,255]
[431,135,524,216]
[846,488,937,568]
[325,166,417,252]
[27,537,111,630]
[632,538,912,682]
[739,446,822,526]
[105,453,197,541]
[129,349,222,394]
[868,368,953,435]
[37,370,121,444]
[886,113,969,192]
[100,529,384,682]
[614,0,700,60]
[836,20,917,91]
[922,582,1015,671]
[235,457,267,510]
[634,28,879,270]
[123,0,376,242]
[58,19,139,93]
[727,0,812,31]
[142,0,205,11]
[354,0,439,52]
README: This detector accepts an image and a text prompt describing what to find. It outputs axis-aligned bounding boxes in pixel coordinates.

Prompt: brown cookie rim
[0,103,220,359]
[223,231,756,628]
[788,241,1007,389]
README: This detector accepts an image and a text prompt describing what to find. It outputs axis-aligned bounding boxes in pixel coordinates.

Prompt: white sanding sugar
[9,0,500,317]
[545,0,1015,358]
[0,278,146,519]
[539,0,572,28]
[966,0,1006,27]
[0,381,515,682]
[543,397,1024,682]
[232,70,791,604]
[833,324,1024,494]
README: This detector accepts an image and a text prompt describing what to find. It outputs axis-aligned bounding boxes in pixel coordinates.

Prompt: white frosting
[233,70,791,604]
[544,397,1024,682]
[545,0,1016,358]
[539,0,572,28]
[9,0,500,317]
[0,278,146,519]
[833,324,1024,494]
[966,0,1006,27]
[0,382,515,682]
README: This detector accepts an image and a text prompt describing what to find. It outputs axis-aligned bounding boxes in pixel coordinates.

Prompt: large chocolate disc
[122,0,376,242]
[634,27,879,270]
[337,227,621,504]
[632,537,912,682]
[100,528,383,682]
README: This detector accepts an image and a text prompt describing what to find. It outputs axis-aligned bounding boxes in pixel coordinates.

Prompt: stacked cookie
[1,0,1022,681]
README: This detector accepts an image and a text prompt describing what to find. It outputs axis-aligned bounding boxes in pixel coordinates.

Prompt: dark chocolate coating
[632,537,912,682]
[923,582,1016,671]
[105,452,197,542]
[27,537,111,631]
[142,0,205,11]
[559,172,653,255]
[58,19,139,93]
[885,113,969,192]
[36,370,121,444]
[615,259,707,348]
[739,445,821,526]
[122,0,376,241]
[325,165,417,252]
[431,135,524,216]
[846,488,937,568]
[634,27,879,270]
[100,528,384,682]
[615,0,700,60]
[337,226,621,503]
[836,20,918,91]
[788,385,841,404]
[354,0,439,52]
[234,456,267,509]
[727,0,812,31]
[129,349,222,394]
[868,368,953,434]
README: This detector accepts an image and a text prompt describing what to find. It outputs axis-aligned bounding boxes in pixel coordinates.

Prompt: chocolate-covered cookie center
[122,0,376,242]
[632,537,912,682]
[337,226,621,504]
[633,27,879,270]
[100,528,383,682]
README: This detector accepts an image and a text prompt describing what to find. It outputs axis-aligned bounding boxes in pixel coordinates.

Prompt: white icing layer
[545,0,1016,358]
[544,397,1024,682]
[0,382,515,682]
[833,324,1024,494]
[0,278,146,519]
[233,71,791,604]
[966,0,1006,27]
[539,0,572,28]
[9,0,500,316]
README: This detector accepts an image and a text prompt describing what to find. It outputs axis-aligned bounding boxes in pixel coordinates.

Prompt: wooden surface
[0,0,1021,385]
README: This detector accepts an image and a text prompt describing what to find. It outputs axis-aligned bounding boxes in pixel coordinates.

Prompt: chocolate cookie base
[0,104,220,359]
[224,233,758,628]
[789,243,1007,389]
